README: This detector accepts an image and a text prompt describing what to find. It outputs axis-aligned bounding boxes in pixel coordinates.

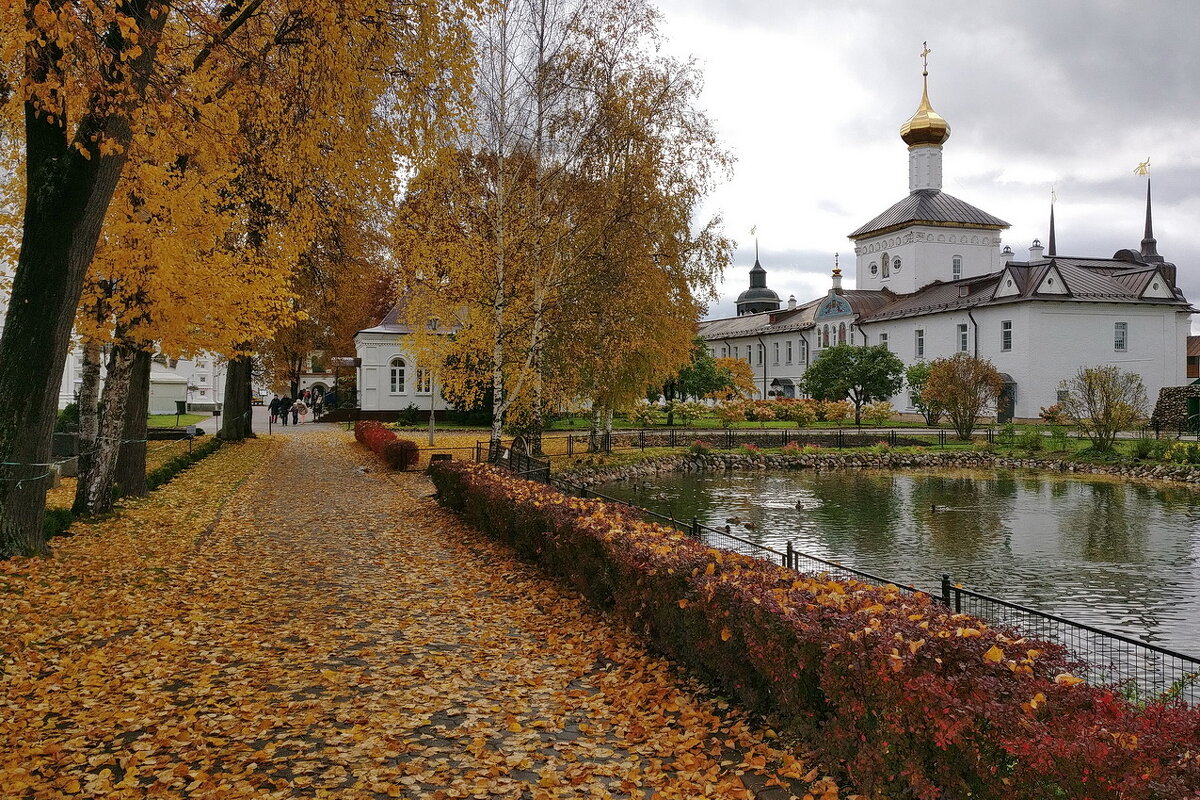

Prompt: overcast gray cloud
[654,1,1200,325]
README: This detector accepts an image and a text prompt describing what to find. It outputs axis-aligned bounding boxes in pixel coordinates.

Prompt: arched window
[838,322,846,344]
[822,325,830,348]
[881,252,890,278]
[952,255,962,280]
[389,357,406,393]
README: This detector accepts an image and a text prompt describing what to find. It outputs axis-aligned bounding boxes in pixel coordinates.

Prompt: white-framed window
[773,342,779,364]
[952,255,962,280]
[879,332,889,350]
[1001,320,1012,351]
[838,323,846,345]
[881,252,891,278]
[957,323,969,352]
[720,346,727,357]
[1114,321,1128,351]
[416,369,432,394]
[915,329,925,359]
[389,357,406,393]
[732,346,738,359]
[893,257,902,273]
[869,262,878,276]
[757,344,764,365]
[800,338,809,365]
[786,340,793,364]
[909,391,920,410]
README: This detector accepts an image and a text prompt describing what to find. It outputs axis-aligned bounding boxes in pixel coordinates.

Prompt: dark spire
[1141,178,1162,262]
[1047,201,1056,257]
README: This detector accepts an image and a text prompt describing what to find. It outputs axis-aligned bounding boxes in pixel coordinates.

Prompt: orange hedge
[354,420,419,470]
[429,461,1200,800]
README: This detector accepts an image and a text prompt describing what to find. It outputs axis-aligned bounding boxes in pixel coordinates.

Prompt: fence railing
[475,438,1200,704]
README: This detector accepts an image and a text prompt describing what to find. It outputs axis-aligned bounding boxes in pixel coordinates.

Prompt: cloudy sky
[652,0,1200,323]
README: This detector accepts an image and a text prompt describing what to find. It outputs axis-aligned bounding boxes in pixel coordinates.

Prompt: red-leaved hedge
[428,461,1200,800]
[354,420,419,470]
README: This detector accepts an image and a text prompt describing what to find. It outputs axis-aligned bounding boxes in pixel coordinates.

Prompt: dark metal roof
[356,297,461,336]
[860,257,1193,323]
[735,287,781,304]
[850,189,1010,239]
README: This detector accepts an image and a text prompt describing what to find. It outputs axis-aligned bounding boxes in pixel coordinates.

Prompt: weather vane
[920,41,931,76]
[1134,158,1150,177]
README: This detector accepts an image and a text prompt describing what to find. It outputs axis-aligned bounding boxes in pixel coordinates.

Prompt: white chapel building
[699,69,1192,421]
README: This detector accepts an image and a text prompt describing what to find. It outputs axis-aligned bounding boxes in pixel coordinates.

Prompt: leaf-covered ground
[2,427,837,799]
[46,436,216,510]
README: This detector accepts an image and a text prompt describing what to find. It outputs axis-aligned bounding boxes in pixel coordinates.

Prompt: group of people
[268,388,325,426]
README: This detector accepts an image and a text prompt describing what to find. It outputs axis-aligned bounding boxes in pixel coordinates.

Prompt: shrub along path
[1,428,834,799]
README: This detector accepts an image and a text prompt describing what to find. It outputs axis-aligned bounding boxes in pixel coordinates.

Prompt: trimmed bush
[354,420,419,470]
[428,461,1200,800]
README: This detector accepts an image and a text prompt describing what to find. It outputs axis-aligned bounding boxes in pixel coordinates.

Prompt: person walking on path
[291,399,302,425]
[268,395,281,425]
[279,395,293,426]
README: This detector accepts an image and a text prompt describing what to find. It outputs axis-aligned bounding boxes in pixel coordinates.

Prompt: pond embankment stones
[560,451,1200,488]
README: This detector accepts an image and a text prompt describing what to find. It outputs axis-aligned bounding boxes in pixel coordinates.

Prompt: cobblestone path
[1,429,827,799]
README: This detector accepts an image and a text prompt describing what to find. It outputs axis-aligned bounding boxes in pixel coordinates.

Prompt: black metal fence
[476,440,1200,704]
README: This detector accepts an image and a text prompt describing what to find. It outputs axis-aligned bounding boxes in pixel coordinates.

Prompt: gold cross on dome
[921,41,931,74]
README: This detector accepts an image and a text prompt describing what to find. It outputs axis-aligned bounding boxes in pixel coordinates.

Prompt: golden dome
[900,74,951,148]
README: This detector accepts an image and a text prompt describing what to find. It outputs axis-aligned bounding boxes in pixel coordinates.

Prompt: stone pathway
[1,430,830,799]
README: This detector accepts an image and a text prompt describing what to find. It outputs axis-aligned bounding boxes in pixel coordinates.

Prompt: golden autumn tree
[393,0,730,448]
[0,1,478,554]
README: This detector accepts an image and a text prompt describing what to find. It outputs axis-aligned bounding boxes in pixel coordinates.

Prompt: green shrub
[997,423,1017,447]
[688,439,713,455]
[55,402,80,432]
[396,403,421,426]
[1046,425,1070,452]
[1019,426,1043,452]
[44,507,75,539]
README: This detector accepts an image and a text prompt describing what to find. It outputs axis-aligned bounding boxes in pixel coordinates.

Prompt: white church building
[699,68,1192,421]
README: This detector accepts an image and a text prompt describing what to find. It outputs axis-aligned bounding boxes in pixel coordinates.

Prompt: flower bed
[428,460,1200,800]
[354,420,419,470]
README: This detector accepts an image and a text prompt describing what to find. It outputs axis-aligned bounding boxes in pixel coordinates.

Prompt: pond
[595,468,1200,653]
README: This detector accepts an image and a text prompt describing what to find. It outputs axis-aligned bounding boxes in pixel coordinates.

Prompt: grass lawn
[147,413,208,428]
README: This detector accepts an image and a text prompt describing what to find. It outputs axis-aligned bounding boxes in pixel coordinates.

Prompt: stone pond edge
[557,450,1200,488]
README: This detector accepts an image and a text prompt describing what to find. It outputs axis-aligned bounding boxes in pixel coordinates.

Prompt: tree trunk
[81,345,138,515]
[0,3,170,557]
[72,342,103,515]
[587,405,603,453]
[114,350,151,498]
[221,355,254,441]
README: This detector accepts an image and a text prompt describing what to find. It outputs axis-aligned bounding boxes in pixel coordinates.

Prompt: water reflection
[598,468,1200,653]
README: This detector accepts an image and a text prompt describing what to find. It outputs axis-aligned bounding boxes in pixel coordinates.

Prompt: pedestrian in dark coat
[268,395,281,424]
[279,395,293,426]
